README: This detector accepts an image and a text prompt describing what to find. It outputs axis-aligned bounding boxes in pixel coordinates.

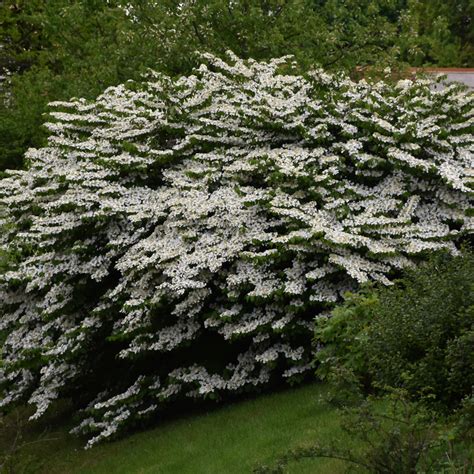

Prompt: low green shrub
[314,251,474,411]
[0,408,51,474]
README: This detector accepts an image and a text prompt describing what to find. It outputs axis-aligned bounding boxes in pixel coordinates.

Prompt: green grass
[8,383,356,474]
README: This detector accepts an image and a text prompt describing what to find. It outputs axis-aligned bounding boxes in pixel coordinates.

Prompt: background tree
[0,0,138,171]
[397,0,474,67]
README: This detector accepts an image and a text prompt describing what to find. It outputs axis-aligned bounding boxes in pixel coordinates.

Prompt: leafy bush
[0,408,48,474]
[368,252,474,410]
[314,288,377,392]
[0,53,472,446]
[315,251,474,410]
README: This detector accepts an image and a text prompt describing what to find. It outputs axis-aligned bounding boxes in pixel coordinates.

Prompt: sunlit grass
[11,383,355,473]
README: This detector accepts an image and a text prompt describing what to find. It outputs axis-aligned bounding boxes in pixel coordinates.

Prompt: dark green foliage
[401,0,474,67]
[314,251,474,411]
[0,408,45,474]
[314,289,377,391]
[367,252,474,411]
[0,0,142,171]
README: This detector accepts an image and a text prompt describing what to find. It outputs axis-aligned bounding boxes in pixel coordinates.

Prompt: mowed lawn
[13,383,355,474]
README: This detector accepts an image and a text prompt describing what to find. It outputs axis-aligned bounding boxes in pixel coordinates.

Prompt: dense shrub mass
[367,252,474,409]
[315,252,474,410]
[0,53,473,446]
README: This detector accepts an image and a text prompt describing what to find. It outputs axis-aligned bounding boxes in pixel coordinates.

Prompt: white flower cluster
[1,52,472,446]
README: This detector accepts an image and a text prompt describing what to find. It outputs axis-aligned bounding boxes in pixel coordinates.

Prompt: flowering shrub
[0,52,472,446]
